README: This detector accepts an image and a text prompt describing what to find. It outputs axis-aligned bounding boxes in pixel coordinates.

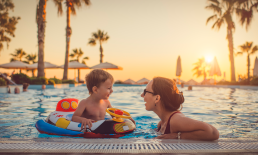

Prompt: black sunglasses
[143,89,155,96]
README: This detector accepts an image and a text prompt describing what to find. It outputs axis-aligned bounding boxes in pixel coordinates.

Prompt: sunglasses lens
[143,89,146,95]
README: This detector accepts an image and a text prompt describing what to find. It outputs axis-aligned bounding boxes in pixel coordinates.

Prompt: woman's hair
[86,69,114,94]
[152,77,184,111]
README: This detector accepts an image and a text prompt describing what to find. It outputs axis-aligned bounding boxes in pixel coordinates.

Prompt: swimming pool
[0,84,257,139]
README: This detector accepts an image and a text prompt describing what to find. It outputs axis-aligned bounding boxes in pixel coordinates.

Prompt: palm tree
[88,30,110,63]
[236,41,258,83]
[36,0,47,77]
[236,0,258,31]
[69,48,89,82]
[206,0,237,82]
[10,48,27,62]
[53,0,91,80]
[192,58,208,80]
[24,53,37,77]
[10,48,27,73]
[0,0,20,53]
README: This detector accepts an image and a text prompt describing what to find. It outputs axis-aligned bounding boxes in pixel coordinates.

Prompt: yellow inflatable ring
[106,108,131,119]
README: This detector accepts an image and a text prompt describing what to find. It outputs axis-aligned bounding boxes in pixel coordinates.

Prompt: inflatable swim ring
[35,98,136,138]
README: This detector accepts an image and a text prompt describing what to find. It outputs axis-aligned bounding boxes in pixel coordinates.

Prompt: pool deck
[0,138,258,154]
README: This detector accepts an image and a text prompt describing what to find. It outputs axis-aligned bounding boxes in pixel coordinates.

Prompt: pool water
[0,85,257,139]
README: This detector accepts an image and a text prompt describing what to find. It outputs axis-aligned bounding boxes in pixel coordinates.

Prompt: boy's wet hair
[86,69,114,94]
[152,77,184,111]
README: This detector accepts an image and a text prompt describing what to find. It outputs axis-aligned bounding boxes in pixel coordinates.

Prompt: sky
[0,0,258,82]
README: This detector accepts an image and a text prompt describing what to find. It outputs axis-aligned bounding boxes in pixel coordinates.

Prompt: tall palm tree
[10,48,27,73]
[192,58,208,80]
[236,41,258,83]
[69,48,89,82]
[206,0,237,82]
[53,0,91,80]
[24,53,37,77]
[88,30,110,63]
[236,0,258,30]
[36,0,47,77]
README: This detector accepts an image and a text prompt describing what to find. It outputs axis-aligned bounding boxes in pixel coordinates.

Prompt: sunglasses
[143,89,155,96]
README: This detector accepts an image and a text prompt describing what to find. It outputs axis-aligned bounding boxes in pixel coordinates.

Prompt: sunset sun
[205,55,213,63]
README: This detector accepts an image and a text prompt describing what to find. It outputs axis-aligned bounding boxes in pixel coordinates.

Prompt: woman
[141,77,219,140]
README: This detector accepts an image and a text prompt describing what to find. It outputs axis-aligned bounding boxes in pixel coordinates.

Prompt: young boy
[72,69,114,130]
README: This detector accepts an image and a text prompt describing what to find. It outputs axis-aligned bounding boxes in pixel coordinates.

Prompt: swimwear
[157,111,181,134]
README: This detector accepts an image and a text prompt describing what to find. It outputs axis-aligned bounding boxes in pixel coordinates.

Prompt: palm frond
[88,38,96,45]
[208,0,220,5]
[206,3,222,15]
[83,56,89,60]
[212,18,225,30]
[53,0,63,16]
[82,0,91,5]
[235,51,244,56]
[251,45,258,54]
[206,14,218,25]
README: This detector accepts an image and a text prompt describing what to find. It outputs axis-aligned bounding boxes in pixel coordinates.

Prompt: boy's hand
[81,118,94,130]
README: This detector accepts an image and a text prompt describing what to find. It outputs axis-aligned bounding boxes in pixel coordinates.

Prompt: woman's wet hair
[152,77,184,111]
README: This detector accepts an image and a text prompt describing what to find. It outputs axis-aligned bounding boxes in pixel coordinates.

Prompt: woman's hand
[155,133,178,139]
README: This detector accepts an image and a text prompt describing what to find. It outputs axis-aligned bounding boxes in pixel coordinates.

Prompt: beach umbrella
[209,57,221,85]
[176,56,182,84]
[60,61,90,81]
[27,62,60,69]
[0,60,30,69]
[123,79,136,84]
[253,57,258,76]
[136,78,150,85]
[91,62,123,70]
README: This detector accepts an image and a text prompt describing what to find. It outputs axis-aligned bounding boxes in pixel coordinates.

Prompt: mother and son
[72,69,219,141]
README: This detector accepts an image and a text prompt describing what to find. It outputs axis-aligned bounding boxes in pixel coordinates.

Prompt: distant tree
[69,48,89,82]
[236,0,258,30]
[53,0,91,80]
[10,48,27,73]
[24,53,37,77]
[36,0,47,77]
[10,48,26,62]
[206,0,238,82]
[0,0,20,53]
[192,58,208,80]
[88,30,110,63]
[236,41,258,84]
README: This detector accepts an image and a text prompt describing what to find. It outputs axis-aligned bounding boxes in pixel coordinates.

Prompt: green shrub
[48,79,55,85]
[11,73,30,84]
[30,77,48,85]
[62,80,77,84]
[49,78,62,84]
[0,77,7,86]
[250,77,258,85]
[114,80,123,84]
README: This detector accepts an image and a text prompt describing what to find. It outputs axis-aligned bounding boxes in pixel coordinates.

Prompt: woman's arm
[156,116,219,141]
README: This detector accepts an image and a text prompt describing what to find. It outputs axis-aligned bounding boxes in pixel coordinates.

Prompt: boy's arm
[72,100,93,129]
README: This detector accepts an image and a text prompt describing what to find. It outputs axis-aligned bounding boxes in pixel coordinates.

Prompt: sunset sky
[0,0,257,82]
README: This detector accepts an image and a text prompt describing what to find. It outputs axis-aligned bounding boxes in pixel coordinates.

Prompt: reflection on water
[0,85,257,139]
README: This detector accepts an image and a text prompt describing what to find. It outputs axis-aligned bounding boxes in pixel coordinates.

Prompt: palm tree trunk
[63,3,71,80]
[100,42,103,63]
[78,69,80,82]
[227,27,236,82]
[37,0,46,77]
[247,54,250,84]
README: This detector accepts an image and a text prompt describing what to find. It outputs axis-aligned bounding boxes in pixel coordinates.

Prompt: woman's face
[141,80,156,111]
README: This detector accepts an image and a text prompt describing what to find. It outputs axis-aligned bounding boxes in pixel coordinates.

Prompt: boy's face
[96,78,113,99]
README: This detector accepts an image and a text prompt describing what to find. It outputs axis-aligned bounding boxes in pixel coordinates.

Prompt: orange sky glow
[0,0,258,82]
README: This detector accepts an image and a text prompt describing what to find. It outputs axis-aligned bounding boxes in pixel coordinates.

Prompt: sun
[205,55,213,63]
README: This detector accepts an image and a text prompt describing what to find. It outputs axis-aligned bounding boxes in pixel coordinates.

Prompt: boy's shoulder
[78,98,90,106]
